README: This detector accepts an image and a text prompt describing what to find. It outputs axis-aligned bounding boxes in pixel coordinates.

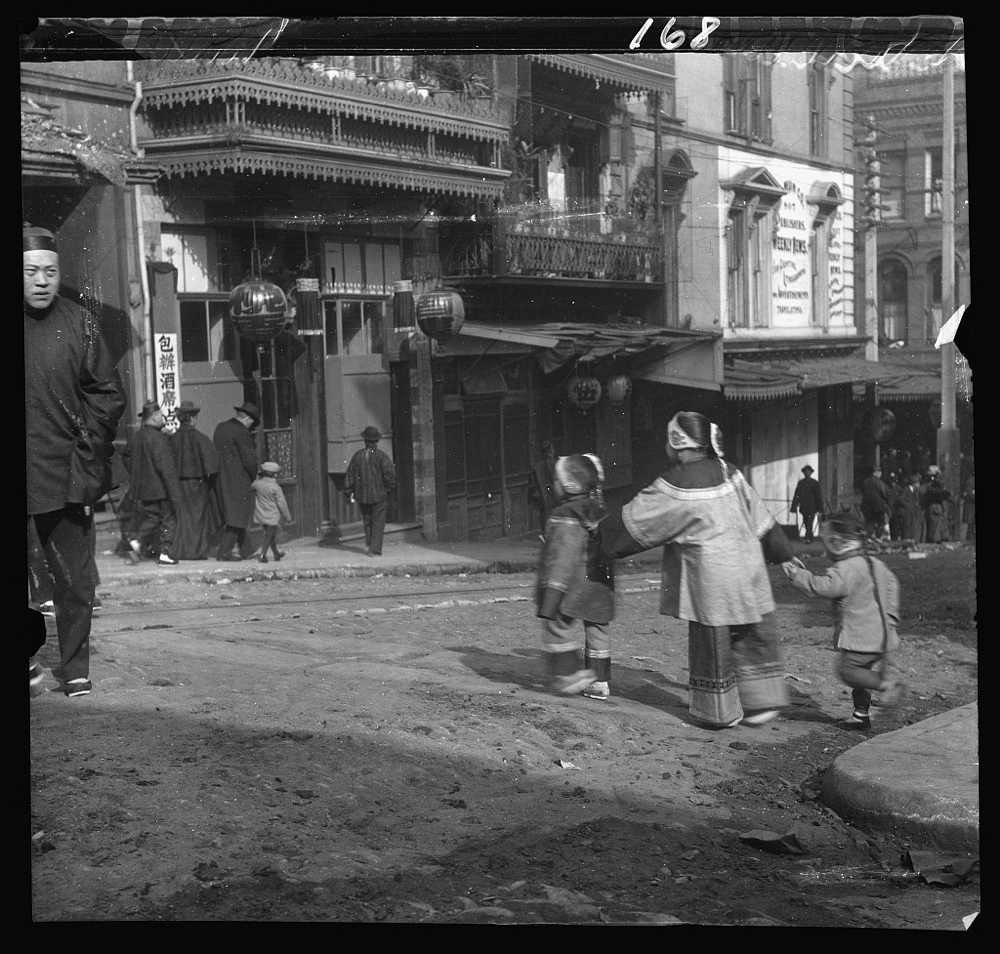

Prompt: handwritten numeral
[690,17,721,50]
[629,17,655,50]
[659,17,686,50]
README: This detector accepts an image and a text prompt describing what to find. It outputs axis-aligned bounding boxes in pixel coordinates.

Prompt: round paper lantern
[229,280,289,343]
[567,372,602,410]
[415,288,465,344]
[607,374,632,406]
[861,407,896,444]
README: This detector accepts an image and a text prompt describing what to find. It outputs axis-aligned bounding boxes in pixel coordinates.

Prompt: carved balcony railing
[133,58,504,128]
[443,201,662,283]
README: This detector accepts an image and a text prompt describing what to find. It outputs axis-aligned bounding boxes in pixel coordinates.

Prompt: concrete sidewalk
[823,703,979,853]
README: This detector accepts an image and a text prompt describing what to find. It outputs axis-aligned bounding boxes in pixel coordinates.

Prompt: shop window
[179,297,239,365]
[323,298,386,356]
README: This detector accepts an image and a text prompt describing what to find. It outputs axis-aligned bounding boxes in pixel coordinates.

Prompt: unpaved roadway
[30,548,978,925]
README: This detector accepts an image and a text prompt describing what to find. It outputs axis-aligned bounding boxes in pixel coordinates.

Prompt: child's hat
[261,461,281,474]
[555,454,599,495]
[820,510,865,541]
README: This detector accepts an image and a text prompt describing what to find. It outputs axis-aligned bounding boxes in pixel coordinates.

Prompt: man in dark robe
[25,226,126,695]
[860,466,892,539]
[213,402,260,561]
[123,400,182,564]
[170,400,221,559]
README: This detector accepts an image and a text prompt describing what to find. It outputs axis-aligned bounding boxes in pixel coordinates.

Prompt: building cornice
[21,66,133,106]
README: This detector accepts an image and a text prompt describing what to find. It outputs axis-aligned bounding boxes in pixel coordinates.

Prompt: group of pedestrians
[120,398,292,565]
[859,463,962,544]
[534,411,904,734]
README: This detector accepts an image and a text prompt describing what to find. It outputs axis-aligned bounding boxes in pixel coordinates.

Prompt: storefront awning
[725,355,893,401]
[458,320,720,387]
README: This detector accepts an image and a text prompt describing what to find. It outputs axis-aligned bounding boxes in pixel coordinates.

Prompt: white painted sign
[772,180,811,323]
[154,333,180,433]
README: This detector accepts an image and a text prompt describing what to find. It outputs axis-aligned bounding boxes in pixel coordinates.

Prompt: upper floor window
[323,239,402,296]
[880,151,906,220]
[879,260,908,344]
[925,148,943,217]
[162,228,227,293]
[723,54,772,143]
[808,62,828,157]
[727,202,772,330]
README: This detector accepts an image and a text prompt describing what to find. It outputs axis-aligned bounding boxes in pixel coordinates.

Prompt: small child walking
[251,461,291,564]
[782,511,904,731]
[536,453,615,699]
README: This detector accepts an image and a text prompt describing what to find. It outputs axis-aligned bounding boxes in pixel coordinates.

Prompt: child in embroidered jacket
[536,454,615,699]
[783,511,903,730]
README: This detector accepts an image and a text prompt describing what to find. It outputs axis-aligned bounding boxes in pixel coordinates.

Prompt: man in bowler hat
[791,464,825,544]
[213,402,261,560]
[25,225,126,695]
[345,426,397,556]
[123,400,182,564]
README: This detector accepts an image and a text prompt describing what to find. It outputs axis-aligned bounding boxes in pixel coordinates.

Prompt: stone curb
[822,704,979,853]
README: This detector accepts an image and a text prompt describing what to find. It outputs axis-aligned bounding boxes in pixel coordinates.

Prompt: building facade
[852,54,972,482]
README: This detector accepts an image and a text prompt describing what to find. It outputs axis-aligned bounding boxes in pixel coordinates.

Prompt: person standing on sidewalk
[536,454,615,699]
[213,402,261,561]
[25,225,126,696]
[790,464,824,543]
[344,426,396,556]
[251,461,291,563]
[123,400,182,565]
[602,412,798,729]
[782,511,903,731]
[170,400,221,560]
[860,466,892,540]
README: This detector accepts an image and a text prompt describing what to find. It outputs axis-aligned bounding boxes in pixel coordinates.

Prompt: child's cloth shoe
[838,715,872,731]
[582,681,610,700]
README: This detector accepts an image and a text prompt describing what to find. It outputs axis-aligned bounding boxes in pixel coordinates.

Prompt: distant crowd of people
[858,450,975,545]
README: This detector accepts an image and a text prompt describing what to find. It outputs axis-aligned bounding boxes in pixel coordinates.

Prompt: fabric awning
[458,320,718,377]
[725,355,894,401]
[723,366,800,401]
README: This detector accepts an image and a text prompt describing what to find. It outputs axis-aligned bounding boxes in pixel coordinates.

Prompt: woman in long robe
[603,411,798,729]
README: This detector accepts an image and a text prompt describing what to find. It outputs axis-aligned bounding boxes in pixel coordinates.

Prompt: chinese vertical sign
[155,333,180,433]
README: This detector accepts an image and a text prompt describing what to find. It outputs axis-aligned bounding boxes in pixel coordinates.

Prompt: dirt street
[30,547,978,925]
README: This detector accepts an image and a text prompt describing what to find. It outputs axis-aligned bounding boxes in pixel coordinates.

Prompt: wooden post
[411,333,438,541]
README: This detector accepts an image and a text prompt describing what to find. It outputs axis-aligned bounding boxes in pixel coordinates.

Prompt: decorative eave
[144,145,507,199]
[858,98,966,122]
[721,166,787,211]
[525,53,674,95]
[139,62,508,145]
[809,181,845,219]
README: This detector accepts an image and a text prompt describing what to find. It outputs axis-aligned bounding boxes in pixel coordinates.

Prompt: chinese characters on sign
[155,333,180,433]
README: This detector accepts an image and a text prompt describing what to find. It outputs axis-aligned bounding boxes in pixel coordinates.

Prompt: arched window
[878,260,908,343]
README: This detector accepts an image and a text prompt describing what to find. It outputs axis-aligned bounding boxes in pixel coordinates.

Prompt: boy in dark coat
[536,454,615,698]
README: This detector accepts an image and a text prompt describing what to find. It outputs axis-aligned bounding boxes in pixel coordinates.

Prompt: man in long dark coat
[860,466,892,539]
[213,401,260,561]
[344,425,396,556]
[170,400,221,559]
[891,473,923,542]
[790,464,825,543]
[25,226,126,696]
[123,400,182,564]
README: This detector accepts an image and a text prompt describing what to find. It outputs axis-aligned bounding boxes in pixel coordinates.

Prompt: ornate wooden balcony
[443,202,662,284]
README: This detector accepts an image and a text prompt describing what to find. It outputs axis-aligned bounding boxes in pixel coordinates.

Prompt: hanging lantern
[861,407,896,444]
[229,279,289,343]
[567,370,602,410]
[607,374,632,406]
[415,288,465,344]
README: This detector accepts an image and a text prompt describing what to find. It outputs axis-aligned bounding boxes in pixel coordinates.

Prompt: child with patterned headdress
[536,454,615,699]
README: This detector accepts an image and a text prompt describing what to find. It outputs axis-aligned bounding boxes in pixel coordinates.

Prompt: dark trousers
[129,498,177,557]
[360,499,388,555]
[29,507,97,682]
[799,510,818,542]
[217,525,249,559]
[838,650,883,716]
[260,525,281,556]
